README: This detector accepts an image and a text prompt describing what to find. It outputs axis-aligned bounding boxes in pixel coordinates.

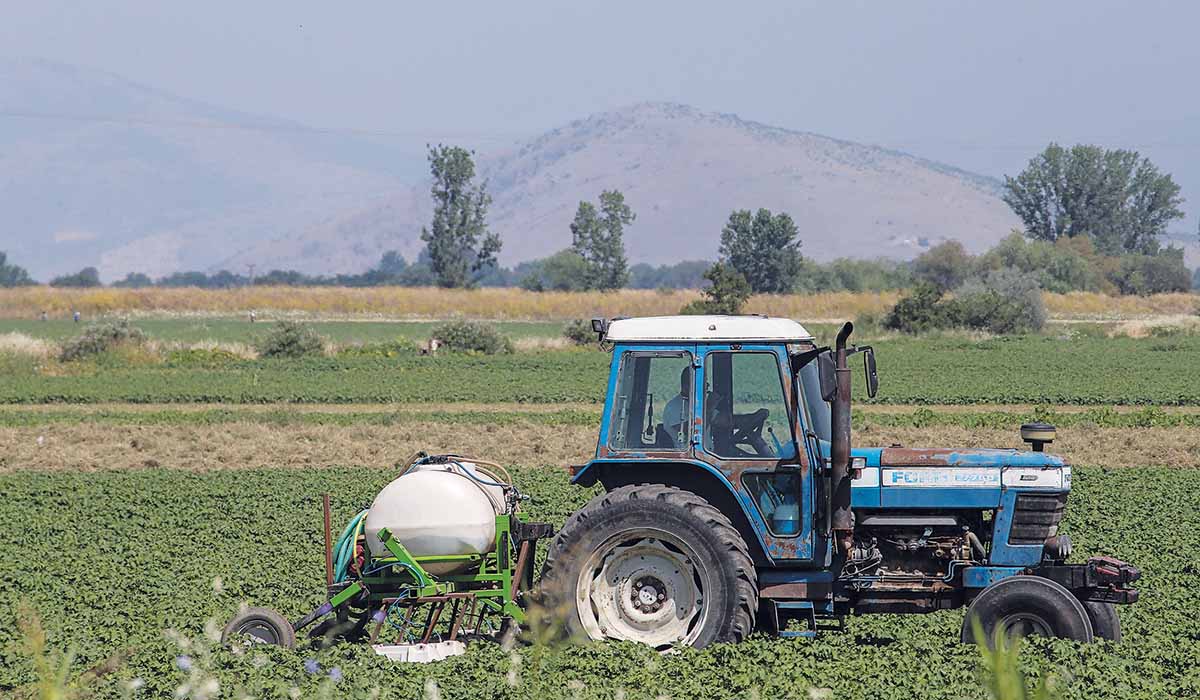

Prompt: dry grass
[0,422,597,473]
[0,332,56,358]
[2,285,1194,322]
[2,421,1195,473]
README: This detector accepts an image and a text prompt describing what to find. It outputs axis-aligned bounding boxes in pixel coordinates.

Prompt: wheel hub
[576,529,708,650]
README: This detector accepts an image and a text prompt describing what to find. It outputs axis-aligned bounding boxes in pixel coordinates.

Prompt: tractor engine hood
[879,447,1067,470]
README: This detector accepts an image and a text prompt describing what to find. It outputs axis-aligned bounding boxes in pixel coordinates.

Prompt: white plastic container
[363,461,506,574]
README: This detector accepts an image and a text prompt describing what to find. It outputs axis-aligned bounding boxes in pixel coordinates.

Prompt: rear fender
[572,459,771,565]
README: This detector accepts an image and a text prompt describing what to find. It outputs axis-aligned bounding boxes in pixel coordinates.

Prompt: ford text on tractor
[538,316,1139,648]
[223,315,1139,658]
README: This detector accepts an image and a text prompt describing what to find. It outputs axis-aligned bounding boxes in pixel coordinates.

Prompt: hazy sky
[4,0,1199,232]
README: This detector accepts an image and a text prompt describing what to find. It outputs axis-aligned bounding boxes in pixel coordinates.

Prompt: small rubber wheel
[539,484,757,651]
[1081,600,1121,642]
[222,607,297,649]
[961,576,1093,645]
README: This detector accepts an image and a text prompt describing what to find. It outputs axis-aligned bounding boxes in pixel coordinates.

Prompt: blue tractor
[539,315,1139,649]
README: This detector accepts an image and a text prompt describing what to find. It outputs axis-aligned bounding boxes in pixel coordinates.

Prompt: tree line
[2,142,1197,295]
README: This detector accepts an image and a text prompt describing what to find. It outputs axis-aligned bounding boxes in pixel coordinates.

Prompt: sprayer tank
[363,462,506,574]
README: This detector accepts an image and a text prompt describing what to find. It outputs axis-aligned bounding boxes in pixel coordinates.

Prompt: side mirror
[818,353,837,402]
[863,347,879,399]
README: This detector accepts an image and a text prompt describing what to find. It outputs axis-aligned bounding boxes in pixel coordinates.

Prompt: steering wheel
[730,408,771,457]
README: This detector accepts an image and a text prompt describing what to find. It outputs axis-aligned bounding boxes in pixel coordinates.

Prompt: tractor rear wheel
[222,607,297,649]
[539,484,757,651]
[961,576,1093,645]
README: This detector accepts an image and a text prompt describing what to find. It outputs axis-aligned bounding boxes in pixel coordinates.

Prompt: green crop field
[0,318,565,344]
[1,464,1197,699]
[4,332,1200,405]
[4,316,1200,698]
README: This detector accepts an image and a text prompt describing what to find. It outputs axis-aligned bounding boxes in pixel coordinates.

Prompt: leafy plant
[561,320,595,346]
[59,320,147,362]
[430,320,513,355]
[255,321,325,359]
[680,263,751,315]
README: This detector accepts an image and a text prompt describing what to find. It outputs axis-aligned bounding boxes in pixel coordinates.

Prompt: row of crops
[1,464,1197,698]
[4,333,1200,405]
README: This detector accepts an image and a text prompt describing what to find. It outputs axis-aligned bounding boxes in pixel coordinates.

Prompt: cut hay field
[1,285,1197,321]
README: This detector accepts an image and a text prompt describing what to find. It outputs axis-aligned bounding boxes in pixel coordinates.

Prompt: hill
[1,61,1023,278]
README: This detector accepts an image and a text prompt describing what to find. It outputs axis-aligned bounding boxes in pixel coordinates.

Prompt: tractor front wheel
[961,576,1093,645]
[539,484,757,651]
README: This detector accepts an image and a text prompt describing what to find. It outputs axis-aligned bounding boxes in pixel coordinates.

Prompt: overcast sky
[4,0,1199,232]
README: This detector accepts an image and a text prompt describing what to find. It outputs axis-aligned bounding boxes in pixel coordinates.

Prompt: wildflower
[304,658,320,675]
[176,655,193,672]
[328,667,343,683]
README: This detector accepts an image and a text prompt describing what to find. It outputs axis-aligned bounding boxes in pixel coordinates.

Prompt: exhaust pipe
[830,321,854,558]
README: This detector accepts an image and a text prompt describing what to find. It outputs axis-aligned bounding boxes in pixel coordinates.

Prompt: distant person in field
[73,310,80,323]
[39,311,47,322]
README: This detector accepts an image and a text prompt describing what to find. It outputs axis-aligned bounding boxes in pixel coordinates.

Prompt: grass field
[4,332,1200,405]
[3,308,1200,698]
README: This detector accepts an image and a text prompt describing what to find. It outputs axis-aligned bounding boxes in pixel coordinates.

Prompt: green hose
[332,510,368,583]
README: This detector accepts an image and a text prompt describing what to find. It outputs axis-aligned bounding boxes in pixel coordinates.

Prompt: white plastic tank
[364,461,507,575]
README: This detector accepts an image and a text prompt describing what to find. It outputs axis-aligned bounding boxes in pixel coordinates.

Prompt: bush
[951,268,1047,334]
[1108,249,1192,295]
[430,320,513,354]
[562,319,596,346]
[59,320,147,361]
[883,269,1045,335]
[882,282,953,334]
[255,321,325,358]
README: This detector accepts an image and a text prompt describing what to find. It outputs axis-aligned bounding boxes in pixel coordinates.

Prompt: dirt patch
[2,422,1195,473]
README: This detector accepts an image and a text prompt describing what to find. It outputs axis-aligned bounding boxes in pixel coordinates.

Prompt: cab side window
[608,353,692,451]
[703,351,795,459]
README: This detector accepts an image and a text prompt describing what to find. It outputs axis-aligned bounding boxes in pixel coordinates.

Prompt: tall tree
[1003,143,1184,254]
[0,251,35,287]
[420,145,501,288]
[719,208,803,293]
[570,190,634,290]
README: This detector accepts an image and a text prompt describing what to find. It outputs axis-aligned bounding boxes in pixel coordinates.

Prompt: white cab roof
[605,315,813,343]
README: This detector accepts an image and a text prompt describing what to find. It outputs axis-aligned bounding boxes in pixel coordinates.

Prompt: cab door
[695,344,815,562]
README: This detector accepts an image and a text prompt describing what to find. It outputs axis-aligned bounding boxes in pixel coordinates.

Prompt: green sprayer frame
[294,509,552,646]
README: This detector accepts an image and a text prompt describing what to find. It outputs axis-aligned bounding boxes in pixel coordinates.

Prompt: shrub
[59,320,147,361]
[882,282,953,334]
[562,319,595,346]
[951,268,1047,334]
[884,270,1045,335]
[255,320,325,358]
[1108,249,1192,295]
[430,320,513,354]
